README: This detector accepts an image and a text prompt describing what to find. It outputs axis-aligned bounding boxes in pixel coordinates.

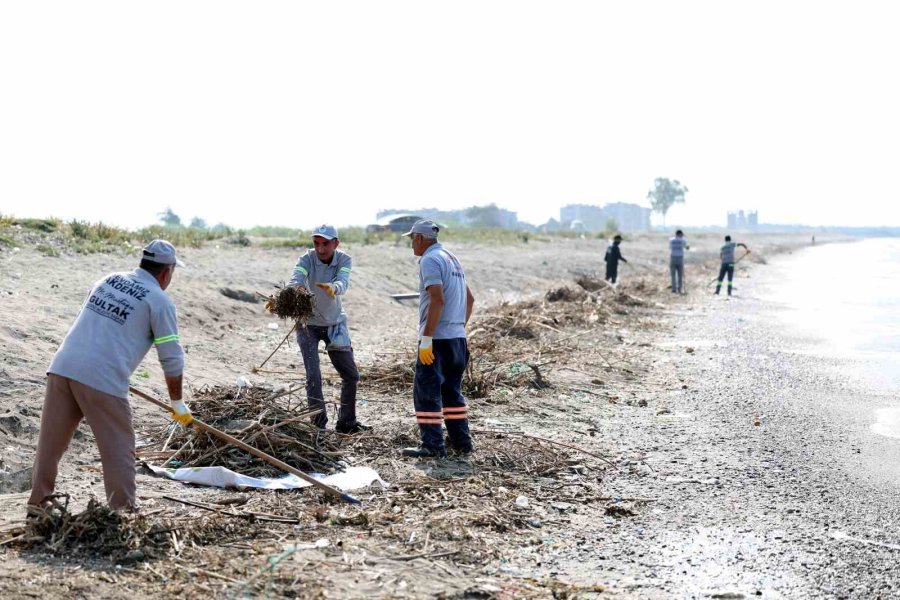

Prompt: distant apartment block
[560,204,606,231]
[727,210,758,230]
[559,202,651,232]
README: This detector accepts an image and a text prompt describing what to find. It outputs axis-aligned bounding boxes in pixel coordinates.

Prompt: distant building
[560,205,606,231]
[727,210,759,230]
[602,202,652,232]
[559,202,651,233]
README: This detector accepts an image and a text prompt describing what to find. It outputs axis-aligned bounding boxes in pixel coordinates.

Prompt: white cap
[142,239,184,267]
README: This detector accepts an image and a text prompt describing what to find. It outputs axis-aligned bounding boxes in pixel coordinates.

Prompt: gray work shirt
[418,243,468,340]
[669,236,689,258]
[721,242,737,264]
[288,249,352,327]
[49,268,184,399]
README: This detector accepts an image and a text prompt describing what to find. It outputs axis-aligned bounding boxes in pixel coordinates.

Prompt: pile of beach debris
[144,384,344,476]
[19,495,256,563]
[364,276,658,399]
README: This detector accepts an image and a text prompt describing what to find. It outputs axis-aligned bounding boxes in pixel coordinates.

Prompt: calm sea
[761,238,900,438]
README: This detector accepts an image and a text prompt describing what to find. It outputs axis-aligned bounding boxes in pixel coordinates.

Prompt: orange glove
[418,336,435,365]
[315,282,337,299]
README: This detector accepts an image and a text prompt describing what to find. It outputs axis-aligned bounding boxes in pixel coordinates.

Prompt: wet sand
[534,239,900,598]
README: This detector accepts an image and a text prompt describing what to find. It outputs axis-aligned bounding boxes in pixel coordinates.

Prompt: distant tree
[189,217,208,229]
[158,207,182,227]
[605,218,619,233]
[646,178,688,226]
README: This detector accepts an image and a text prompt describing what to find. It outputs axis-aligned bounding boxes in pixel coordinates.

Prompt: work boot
[401,445,447,459]
[445,436,475,456]
[448,444,474,457]
[714,289,720,295]
[336,420,372,435]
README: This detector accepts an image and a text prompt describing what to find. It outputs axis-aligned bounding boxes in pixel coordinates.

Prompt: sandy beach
[3,229,895,599]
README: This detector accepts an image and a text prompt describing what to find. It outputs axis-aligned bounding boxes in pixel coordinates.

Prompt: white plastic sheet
[147,464,387,491]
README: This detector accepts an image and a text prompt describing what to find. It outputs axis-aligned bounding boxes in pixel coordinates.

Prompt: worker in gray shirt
[715,235,750,296]
[288,225,370,434]
[401,220,475,458]
[669,229,690,294]
[29,240,192,513]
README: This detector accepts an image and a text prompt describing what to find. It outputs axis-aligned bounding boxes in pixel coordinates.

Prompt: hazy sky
[1,1,898,230]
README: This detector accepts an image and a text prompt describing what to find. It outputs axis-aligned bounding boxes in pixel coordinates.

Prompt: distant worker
[288,225,370,434]
[604,234,628,284]
[715,235,750,296]
[402,220,475,458]
[29,240,191,513]
[669,229,690,294]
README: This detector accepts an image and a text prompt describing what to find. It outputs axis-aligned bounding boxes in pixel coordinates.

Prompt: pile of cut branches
[146,385,344,476]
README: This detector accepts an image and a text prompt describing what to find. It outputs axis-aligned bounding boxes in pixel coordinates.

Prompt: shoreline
[545,239,900,598]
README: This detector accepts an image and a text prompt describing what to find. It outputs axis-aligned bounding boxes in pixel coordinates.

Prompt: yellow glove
[171,400,193,426]
[418,336,435,366]
[315,282,337,299]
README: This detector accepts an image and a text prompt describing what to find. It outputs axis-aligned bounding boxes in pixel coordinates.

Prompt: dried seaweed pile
[335,427,607,540]
[20,495,259,562]
[22,496,165,560]
[264,285,315,323]
[363,358,416,392]
[363,279,651,399]
[149,385,344,476]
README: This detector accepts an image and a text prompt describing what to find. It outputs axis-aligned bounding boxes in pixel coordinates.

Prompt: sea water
[761,238,900,438]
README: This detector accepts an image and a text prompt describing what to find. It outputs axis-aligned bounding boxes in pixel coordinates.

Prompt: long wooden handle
[129,386,360,504]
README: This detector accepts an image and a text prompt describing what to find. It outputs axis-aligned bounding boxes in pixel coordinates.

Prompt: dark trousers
[716,263,735,295]
[297,325,359,428]
[605,263,618,283]
[670,256,685,293]
[413,338,473,452]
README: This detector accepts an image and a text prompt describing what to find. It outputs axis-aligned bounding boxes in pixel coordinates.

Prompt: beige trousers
[29,374,136,509]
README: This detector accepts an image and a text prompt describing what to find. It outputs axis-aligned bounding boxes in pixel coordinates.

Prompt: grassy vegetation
[1,217,62,233]
[255,226,549,248]
[35,243,60,257]
[1,212,596,255]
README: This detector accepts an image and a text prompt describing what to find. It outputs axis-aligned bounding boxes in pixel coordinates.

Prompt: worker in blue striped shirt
[288,225,370,434]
